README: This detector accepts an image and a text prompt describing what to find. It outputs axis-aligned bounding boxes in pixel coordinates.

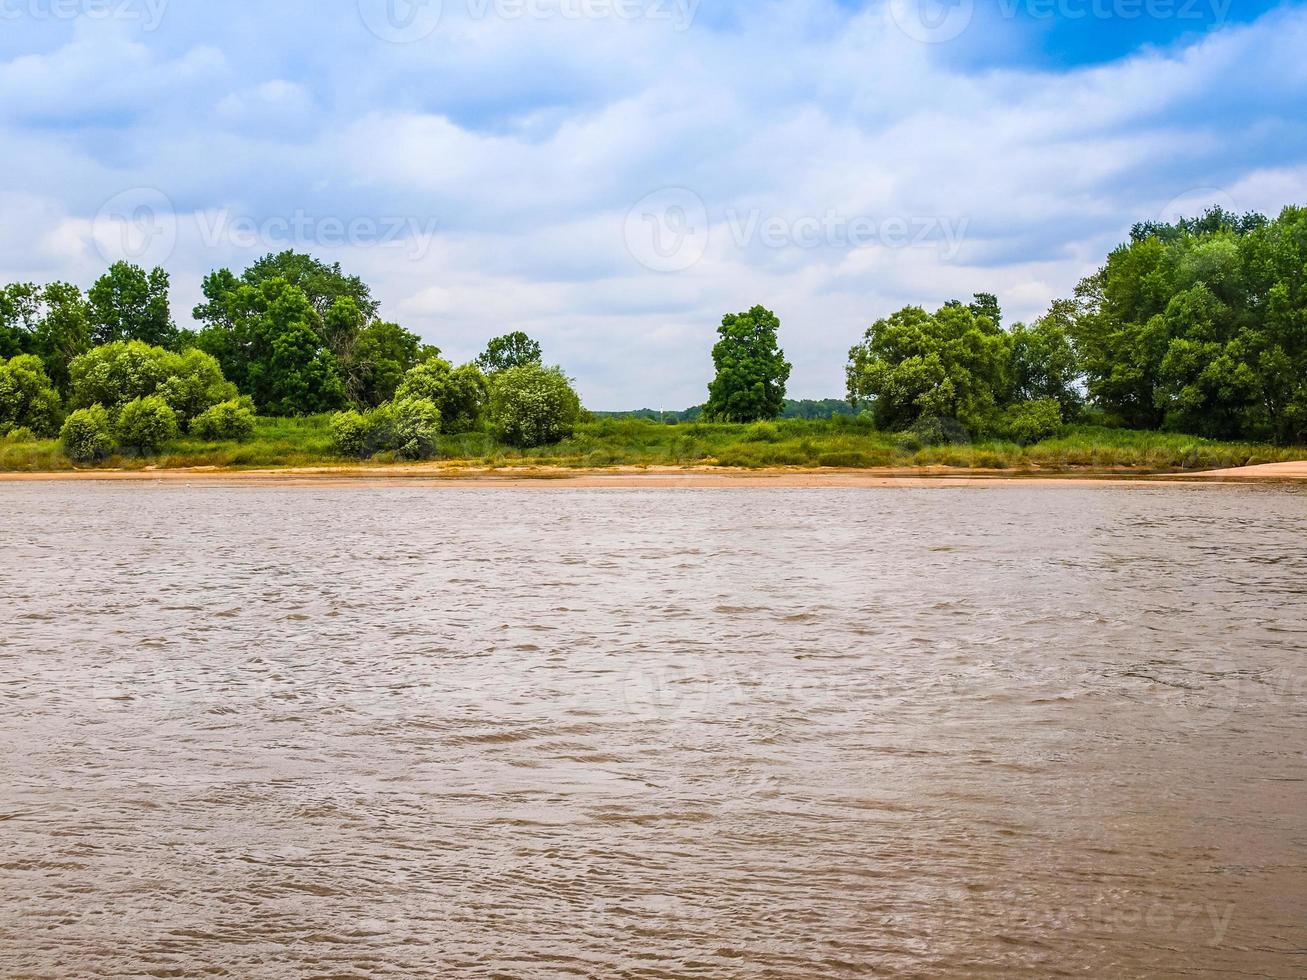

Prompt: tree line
[2,204,1305,463]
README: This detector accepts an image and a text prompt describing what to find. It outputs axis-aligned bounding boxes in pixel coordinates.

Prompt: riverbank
[3,417,1304,482]
[2,460,1304,487]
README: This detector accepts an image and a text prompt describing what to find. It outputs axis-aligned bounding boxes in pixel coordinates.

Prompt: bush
[396,360,489,433]
[60,406,114,462]
[993,399,1064,446]
[0,354,62,436]
[370,397,441,460]
[744,421,781,443]
[3,426,37,443]
[157,348,239,424]
[115,395,178,453]
[894,416,972,450]
[190,398,256,441]
[488,364,582,447]
[329,409,371,458]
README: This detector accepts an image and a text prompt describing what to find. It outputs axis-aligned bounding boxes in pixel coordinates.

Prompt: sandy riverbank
[1,461,1304,488]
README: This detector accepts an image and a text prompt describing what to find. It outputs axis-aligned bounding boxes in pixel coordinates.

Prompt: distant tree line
[3,204,1306,461]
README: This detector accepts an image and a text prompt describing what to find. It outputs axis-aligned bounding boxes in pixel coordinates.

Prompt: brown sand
[0,460,1303,488]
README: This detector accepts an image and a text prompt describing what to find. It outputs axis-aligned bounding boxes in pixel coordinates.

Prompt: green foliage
[1009,301,1083,418]
[190,399,256,442]
[115,395,179,453]
[992,398,1065,446]
[157,348,239,425]
[221,251,380,321]
[68,341,235,424]
[330,398,442,460]
[476,331,543,374]
[488,364,582,447]
[60,405,113,462]
[396,359,489,432]
[370,396,442,460]
[194,277,347,416]
[329,409,371,458]
[1067,204,1307,443]
[0,281,92,393]
[0,354,61,436]
[88,262,177,348]
[847,303,1011,432]
[342,317,434,408]
[704,305,791,422]
[69,341,170,412]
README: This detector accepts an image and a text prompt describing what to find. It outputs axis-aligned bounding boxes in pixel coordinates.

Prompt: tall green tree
[476,331,543,374]
[0,281,92,394]
[1009,300,1083,419]
[194,277,346,416]
[704,305,791,423]
[846,303,1010,431]
[88,262,177,348]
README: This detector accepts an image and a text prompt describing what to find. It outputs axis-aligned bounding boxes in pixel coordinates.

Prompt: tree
[969,292,1002,331]
[68,341,236,426]
[704,305,791,423]
[341,317,435,408]
[487,364,582,446]
[60,406,113,462]
[476,331,543,374]
[115,396,178,453]
[395,359,489,432]
[0,354,61,436]
[1009,300,1083,419]
[846,303,1011,431]
[88,262,177,348]
[194,277,347,416]
[229,251,379,321]
[0,282,92,394]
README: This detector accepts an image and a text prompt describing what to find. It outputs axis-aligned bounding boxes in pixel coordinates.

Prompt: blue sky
[1,0,1305,408]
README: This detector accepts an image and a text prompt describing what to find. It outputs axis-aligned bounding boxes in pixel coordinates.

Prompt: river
[1,482,1304,977]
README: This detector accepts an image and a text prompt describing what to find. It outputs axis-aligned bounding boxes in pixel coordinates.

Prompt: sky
[1,0,1305,409]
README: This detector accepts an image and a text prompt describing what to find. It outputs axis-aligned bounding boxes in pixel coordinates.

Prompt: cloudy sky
[2,0,1305,408]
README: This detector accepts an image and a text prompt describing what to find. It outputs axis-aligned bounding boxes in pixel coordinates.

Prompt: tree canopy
[704,305,791,423]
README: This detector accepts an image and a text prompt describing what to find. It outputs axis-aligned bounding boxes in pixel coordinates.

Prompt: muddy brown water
[1,482,1305,978]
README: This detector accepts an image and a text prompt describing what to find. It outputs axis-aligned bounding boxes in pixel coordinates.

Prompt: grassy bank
[2,416,1304,475]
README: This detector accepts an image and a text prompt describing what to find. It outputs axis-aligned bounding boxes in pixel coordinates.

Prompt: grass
[2,415,1303,475]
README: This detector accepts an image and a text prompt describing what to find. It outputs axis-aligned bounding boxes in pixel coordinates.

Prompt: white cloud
[0,1,1303,406]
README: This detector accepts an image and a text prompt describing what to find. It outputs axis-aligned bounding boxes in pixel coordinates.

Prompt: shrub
[396,360,489,432]
[0,354,62,436]
[488,364,582,447]
[993,398,1064,446]
[370,397,442,460]
[60,405,114,462]
[329,409,371,458]
[70,341,236,422]
[115,395,178,453]
[744,421,781,443]
[157,348,239,424]
[894,416,972,450]
[190,398,256,441]
[3,426,37,443]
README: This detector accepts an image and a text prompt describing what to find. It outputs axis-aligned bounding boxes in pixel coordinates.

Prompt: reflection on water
[1,483,1305,978]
